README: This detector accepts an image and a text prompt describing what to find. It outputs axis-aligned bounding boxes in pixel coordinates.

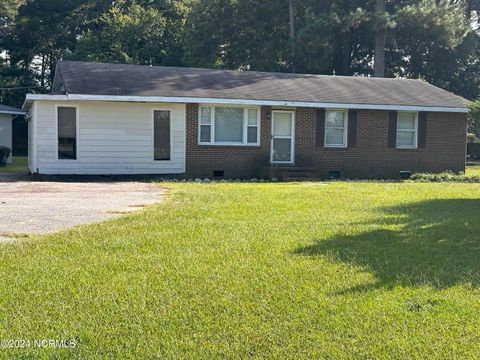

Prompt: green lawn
[0,156,27,173]
[0,182,479,358]
[466,164,480,177]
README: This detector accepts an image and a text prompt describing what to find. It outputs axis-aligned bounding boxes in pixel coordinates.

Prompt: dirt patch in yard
[0,181,163,242]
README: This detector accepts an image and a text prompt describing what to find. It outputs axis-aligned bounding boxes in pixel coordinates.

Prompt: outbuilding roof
[28,60,470,113]
[0,103,25,115]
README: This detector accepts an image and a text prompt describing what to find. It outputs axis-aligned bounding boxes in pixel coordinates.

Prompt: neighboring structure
[0,103,25,163]
[23,60,469,178]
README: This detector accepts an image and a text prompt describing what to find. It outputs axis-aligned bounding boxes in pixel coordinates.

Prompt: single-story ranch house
[23,60,468,179]
[0,103,25,163]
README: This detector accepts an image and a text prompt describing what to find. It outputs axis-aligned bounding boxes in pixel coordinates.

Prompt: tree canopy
[0,0,479,112]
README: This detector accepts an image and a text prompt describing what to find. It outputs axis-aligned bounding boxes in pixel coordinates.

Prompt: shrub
[0,146,11,167]
[410,171,480,183]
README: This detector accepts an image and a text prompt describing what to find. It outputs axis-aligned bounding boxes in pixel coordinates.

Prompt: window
[247,109,259,144]
[200,107,212,143]
[154,110,171,161]
[325,110,347,147]
[199,106,260,145]
[215,107,243,142]
[57,106,77,160]
[397,112,417,148]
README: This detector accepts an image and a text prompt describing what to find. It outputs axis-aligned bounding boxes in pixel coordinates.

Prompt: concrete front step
[263,166,321,181]
[284,177,320,182]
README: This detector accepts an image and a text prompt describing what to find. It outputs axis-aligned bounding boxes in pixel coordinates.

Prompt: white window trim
[324,109,348,148]
[152,108,174,163]
[246,108,260,145]
[55,104,79,161]
[198,104,261,146]
[396,111,418,149]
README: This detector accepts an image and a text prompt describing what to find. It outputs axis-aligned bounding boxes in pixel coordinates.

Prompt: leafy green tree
[468,100,480,138]
[183,0,291,71]
[0,0,24,23]
[293,0,370,75]
[387,0,470,75]
[0,65,37,107]
[2,0,112,86]
[134,0,193,66]
[0,0,479,104]
[373,0,386,77]
[386,0,477,99]
[74,1,192,66]
[75,4,167,65]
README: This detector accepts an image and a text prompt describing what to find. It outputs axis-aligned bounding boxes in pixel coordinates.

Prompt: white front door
[271,110,295,164]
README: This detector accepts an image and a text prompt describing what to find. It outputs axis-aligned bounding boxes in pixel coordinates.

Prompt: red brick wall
[185,103,272,178]
[185,103,466,179]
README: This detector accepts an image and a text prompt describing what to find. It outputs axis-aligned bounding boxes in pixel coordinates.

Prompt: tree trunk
[341,31,353,75]
[465,0,473,21]
[40,54,45,87]
[49,53,55,87]
[289,0,295,40]
[289,0,295,71]
[373,0,385,77]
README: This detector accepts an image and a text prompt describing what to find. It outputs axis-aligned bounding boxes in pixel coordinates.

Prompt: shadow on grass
[295,199,480,291]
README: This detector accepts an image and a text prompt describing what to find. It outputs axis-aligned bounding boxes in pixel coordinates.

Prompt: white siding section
[27,102,36,172]
[32,101,186,175]
[0,113,13,162]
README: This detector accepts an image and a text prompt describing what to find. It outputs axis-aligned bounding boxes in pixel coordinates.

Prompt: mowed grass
[0,156,27,173]
[0,182,480,359]
[466,164,480,177]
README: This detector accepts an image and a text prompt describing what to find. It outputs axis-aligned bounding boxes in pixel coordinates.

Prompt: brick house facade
[186,103,467,179]
[25,61,469,177]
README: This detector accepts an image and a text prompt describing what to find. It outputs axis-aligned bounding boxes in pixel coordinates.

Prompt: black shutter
[348,110,358,147]
[388,111,397,148]
[316,108,325,147]
[418,112,427,148]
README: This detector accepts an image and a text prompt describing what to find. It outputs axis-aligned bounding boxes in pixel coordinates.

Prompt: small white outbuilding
[0,104,25,162]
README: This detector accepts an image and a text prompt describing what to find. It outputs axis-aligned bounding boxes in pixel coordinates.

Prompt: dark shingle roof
[53,61,468,109]
[0,103,24,115]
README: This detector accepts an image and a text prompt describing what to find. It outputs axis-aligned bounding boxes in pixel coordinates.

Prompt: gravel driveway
[0,181,164,241]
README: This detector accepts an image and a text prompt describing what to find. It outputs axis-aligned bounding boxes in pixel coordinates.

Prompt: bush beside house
[0,146,11,166]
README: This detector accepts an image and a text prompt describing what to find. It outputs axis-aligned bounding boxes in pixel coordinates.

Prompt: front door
[271,110,295,164]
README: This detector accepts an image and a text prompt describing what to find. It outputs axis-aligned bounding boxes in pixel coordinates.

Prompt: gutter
[0,110,27,116]
[23,93,469,113]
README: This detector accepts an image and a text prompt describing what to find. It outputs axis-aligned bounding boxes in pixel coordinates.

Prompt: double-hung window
[325,110,347,147]
[396,112,417,148]
[247,109,259,144]
[199,106,260,145]
[200,107,212,143]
